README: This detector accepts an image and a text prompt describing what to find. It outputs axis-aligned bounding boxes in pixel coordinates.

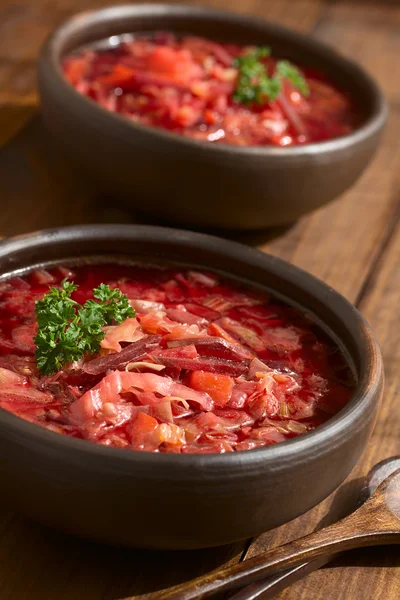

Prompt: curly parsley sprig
[34,280,135,375]
[233,47,310,105]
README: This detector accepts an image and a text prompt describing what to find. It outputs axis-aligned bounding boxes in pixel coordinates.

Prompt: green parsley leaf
[233,47,279,105]
[232,47,309,105]
[34,279,135,375]
[93,283,134,325]
[258,75,281,103]
[276,60,310,97]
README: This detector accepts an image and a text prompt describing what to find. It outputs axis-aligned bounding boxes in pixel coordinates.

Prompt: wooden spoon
[230,456,400,600]
[155,463,400,600]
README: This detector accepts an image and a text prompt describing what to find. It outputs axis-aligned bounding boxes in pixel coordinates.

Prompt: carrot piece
[189,371,233,407]
[131,412,158,435]
[97,64,135,86]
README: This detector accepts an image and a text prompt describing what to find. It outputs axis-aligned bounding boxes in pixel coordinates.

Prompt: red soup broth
[0,264,355,454]
[62,32,359,147]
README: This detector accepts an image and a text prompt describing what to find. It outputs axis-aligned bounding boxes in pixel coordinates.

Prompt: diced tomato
[189,371,233,407]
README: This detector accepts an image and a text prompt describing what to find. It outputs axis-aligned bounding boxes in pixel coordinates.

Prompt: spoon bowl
[229,456,400,600]
[156,460,400,599]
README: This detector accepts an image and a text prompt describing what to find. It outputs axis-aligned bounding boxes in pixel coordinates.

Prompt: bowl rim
[38,2,388,158]
[0,224,383,470]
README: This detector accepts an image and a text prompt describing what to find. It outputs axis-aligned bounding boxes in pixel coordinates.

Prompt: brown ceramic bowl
[0,225,383,549]
[38,4,387,230]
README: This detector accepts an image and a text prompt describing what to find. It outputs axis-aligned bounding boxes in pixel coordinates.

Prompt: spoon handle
[155,491,400,600]
[228,557,330,600]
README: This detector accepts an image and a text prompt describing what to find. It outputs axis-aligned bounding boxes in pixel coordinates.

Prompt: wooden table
[0,0,399,598]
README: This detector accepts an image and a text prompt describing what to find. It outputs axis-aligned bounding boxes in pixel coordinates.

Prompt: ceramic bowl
[0,224,383,549]
[38,4,387,230]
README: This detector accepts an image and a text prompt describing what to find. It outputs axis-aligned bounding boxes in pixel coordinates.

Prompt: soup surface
[0,264,354,453]
[63,32,358,147]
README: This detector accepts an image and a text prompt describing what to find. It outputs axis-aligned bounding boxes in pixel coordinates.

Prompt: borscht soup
[0,262,355,454]
[62,33,359,147]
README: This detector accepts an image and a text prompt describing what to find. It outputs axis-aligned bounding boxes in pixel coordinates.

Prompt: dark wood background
[0,1,399,598]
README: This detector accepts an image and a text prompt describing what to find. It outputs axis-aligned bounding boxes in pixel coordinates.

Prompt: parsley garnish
[233,47,310,105]
[276,60,310,97]
[34,280,135,375]
[233,47,273,104]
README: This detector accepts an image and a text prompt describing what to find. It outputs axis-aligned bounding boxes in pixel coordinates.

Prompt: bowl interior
[0,225,379,405]
[48,3,381,128]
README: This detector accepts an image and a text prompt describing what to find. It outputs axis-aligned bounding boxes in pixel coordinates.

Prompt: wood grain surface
[137,467,400,600]
[0,1,399,599]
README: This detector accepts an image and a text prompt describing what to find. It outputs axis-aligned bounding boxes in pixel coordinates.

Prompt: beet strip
[166,336,250,361]
[83,335,162,375]
[151,354,250,376]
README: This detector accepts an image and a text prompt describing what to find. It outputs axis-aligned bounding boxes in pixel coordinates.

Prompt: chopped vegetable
[190,371,234,407]
[62,33,358,147]
[0,263,354,454]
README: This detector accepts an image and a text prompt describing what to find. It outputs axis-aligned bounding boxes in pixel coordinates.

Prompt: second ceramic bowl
[38,4,387,230]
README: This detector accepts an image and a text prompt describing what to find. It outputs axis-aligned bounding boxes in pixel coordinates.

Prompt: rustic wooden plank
[314,0,400,106]
[0,512,244,600]
[270,197,400,600]
[0,0,325,65]
[0,103,35,148]
[242,2,400,598]
[0,59,36,106]
[262,110,400,302]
